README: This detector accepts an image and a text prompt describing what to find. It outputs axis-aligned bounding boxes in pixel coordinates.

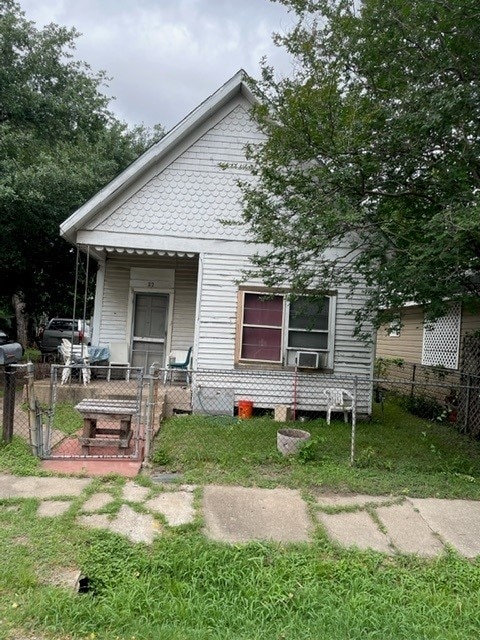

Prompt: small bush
[403,395,445,421]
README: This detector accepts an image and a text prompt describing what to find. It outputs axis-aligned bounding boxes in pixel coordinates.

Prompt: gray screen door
[131,293,169,370]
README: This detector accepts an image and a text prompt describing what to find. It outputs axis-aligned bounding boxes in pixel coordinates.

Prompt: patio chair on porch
[59,339,91,386]
[164,346,192,384]
[107,342,131,381]
[323,388,354,425]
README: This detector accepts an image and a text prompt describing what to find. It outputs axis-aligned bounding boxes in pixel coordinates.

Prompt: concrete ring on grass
[277,428,311,456]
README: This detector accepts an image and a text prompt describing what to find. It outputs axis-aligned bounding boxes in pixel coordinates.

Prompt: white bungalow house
[60,70,374,416]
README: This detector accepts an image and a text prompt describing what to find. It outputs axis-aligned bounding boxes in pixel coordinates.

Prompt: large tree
[242,0,480,335]
[0,0,163,343]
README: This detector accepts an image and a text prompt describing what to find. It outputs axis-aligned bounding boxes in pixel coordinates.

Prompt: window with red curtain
[240,293,283,362]
[239,291,335,366]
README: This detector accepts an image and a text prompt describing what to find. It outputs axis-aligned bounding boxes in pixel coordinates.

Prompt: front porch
[32,377,193,419]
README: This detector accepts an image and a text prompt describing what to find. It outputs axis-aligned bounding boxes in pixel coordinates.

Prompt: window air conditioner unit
[296,351,320,369]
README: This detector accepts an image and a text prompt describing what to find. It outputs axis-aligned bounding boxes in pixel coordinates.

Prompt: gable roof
[60,69,255,245]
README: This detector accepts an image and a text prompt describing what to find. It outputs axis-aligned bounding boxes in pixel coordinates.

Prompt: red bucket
[238,400,253,419]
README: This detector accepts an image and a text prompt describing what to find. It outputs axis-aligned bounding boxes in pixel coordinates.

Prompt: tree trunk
[12,291,27,348]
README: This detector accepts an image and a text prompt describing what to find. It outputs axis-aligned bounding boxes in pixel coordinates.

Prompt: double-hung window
[238,291,335,369]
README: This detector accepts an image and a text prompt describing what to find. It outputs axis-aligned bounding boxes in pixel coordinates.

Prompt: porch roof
[101,246,195,258]
[79,244,197,261]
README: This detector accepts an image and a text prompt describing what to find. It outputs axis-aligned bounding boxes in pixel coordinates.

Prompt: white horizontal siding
[196,253,243,369]
[193,370,373,416]
[334,286,373,375]
[97,254,197,353]
[196,253,374,384]
[171,260,197,352]
[99,261,130,344]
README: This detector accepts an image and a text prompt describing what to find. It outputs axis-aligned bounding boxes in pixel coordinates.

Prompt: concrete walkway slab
[37,500,72,517]
[123,482,150,502]
[78,505,161,544]
[145,491,195,526]
[0,474,90,499]
[377,502,444,557]
[203,485,311,543]
[317,510,393,554]
[409,498,480,558]
[316,494,394,508]
[82,492,114,512]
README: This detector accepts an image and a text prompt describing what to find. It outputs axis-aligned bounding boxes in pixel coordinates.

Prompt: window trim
[236,289,336,369]
[387,318,401,337]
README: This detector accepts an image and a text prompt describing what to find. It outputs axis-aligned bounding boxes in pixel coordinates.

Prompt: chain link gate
[43,364,145,460]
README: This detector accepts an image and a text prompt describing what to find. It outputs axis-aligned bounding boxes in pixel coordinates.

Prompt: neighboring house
[376,302,480,370]
[60,70,374,414]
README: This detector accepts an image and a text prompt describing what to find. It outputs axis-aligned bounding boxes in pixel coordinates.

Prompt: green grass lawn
[151,400,480,498]
[1,491,480,640]
[1,401,480,639]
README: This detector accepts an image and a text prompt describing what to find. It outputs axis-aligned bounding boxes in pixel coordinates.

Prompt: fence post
[463,374,472,435]
[350,376,358,466]
[26,362,41,456]
[144,363,160,463]
[44,365,58,457]
[2,364,16,444]
[410,364,416,398]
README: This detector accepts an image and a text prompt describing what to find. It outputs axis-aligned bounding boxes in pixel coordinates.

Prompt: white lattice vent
[422,303,461,369]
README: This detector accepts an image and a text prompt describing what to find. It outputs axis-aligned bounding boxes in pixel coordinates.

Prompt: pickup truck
[39,318,90,355]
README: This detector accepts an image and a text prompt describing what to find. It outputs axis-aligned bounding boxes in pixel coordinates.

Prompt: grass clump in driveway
[151,401,480,498]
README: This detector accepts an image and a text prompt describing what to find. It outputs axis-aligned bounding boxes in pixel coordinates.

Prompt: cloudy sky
[19,0,296,131]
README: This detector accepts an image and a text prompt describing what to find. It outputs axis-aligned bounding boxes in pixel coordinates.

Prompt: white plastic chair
[323,388,354,425]
[59,339,91,385]
[107,343,130,381]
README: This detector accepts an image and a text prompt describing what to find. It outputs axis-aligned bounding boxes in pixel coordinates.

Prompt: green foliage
[22,347,42,363]
[0,1,164,327]
[296,435,321,463]
[2,508,480,640]
[0,436,40,474]
[403,395,446,422]
[242,0,480,332]
[52,402,83,435]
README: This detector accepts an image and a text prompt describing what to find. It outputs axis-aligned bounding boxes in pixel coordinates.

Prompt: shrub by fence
[375,358,480,437]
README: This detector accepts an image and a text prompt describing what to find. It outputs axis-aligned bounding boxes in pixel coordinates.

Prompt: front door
[131,293,169,370]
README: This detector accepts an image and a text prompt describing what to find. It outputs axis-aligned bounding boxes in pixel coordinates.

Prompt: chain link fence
[4,360,479,472]
[375,359,480,437]
[1,363,146,460]
[147,369,373,467]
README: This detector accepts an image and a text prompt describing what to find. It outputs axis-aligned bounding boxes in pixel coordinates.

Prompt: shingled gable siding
[89,101,262,245]
[98,255,197,354]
